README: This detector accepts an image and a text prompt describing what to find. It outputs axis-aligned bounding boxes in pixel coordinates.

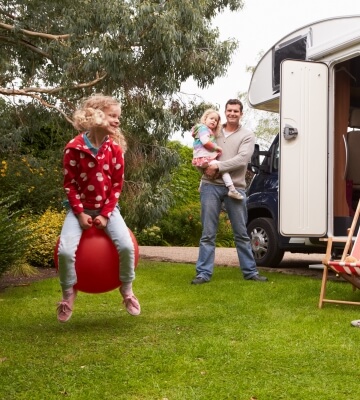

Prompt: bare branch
[0,72,107,96]
[0,72,108,121]
[0,22,70,41]
[71,72,108,90]
[0,90,73,123]
[0,35,51,58]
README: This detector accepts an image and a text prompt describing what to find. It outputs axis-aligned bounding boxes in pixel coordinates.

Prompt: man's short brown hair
[225,99,243,112]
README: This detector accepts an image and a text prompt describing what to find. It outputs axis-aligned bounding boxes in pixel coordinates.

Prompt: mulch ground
[0,267,58,293]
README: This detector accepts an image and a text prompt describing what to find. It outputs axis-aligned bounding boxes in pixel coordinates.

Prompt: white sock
[120,282,133,296]
[63,288,74,299]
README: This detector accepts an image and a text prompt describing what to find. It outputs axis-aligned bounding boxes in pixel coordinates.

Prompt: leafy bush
[216,211,236,247]
[150,202,236,247]
[167,141,201,206]
[135,226,165,246]
[0,197,32,278]
[26,209,66,268]
[158,202,202,246]
[0,156,64,215]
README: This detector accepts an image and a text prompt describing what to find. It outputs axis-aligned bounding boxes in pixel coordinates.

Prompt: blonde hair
[72,93,127,152]
[200,108,221,137]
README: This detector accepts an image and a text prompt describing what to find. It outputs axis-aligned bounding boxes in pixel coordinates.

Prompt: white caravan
[246,15,360,266]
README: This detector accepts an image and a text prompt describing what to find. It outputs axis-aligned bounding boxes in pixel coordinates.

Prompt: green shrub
[0,156,64,215]
[0,197,32,278]
[26,208,65,268]
[155,202,236,247]
[9,262,38,277]
[158,202,202,246]
[135,225,165,246]
[216,211,236,247]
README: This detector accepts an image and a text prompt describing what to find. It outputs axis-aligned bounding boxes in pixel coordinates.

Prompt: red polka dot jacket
[63,133,125,218]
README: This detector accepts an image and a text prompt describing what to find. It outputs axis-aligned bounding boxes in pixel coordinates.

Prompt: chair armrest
[322,236,357,265]
[322,237,333,265]
[320,237,355,243]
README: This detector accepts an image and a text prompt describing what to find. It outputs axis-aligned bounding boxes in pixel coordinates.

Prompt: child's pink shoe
[122,295,141,316]
[120,285,141,316]
[57,289,77,323]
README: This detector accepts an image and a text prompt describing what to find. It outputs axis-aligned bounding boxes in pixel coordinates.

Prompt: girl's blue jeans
[57,207,135,290]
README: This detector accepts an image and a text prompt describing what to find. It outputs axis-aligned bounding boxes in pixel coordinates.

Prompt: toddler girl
[191,109,243,200]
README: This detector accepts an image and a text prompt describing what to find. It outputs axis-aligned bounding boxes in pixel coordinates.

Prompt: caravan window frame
[272,34,308,92]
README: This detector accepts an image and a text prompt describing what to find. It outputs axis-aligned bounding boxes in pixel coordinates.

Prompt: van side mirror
[248,144,260,173]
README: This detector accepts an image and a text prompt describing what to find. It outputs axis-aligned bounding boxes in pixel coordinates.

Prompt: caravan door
[279,60,328,236]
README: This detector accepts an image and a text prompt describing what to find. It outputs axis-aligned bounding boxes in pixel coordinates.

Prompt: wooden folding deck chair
[319,199,360,308]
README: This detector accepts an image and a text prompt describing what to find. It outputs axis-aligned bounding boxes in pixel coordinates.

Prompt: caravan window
[272,35,308,92]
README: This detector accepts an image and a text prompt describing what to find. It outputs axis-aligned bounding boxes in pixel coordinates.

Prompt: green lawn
[1,261,360,400]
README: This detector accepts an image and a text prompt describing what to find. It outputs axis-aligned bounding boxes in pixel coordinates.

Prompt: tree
[238,91,278,149]
[253,111,279,147]
[167,140,201,206]
[0,0,242,115]
[0,0,244,229]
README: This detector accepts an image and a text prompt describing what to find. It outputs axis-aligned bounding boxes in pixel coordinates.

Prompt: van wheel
[247,217,284,267]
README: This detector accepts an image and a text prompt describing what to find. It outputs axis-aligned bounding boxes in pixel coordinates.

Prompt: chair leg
[319,265,329,308]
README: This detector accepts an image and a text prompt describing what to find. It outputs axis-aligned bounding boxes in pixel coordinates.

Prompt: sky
[176,0,360,145]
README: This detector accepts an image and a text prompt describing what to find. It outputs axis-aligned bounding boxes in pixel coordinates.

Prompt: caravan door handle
[343,134,348,179]
[283,124,298,140]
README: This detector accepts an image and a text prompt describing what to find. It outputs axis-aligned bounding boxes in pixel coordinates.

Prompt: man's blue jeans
[195,183,259,280]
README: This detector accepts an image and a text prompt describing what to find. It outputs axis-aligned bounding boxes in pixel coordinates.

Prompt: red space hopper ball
[54,223,139,294]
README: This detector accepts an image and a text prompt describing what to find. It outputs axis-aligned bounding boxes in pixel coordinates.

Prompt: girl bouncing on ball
[56,93,140,323]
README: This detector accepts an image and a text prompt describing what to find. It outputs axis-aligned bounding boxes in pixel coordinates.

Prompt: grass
[1,261,360,400]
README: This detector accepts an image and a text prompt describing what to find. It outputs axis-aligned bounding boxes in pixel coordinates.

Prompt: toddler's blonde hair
[200,108,221,137]
[72,93,127,152]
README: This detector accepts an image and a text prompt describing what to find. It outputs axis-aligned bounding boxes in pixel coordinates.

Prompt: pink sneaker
[122,294,141,316]
[57,290,77,323]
